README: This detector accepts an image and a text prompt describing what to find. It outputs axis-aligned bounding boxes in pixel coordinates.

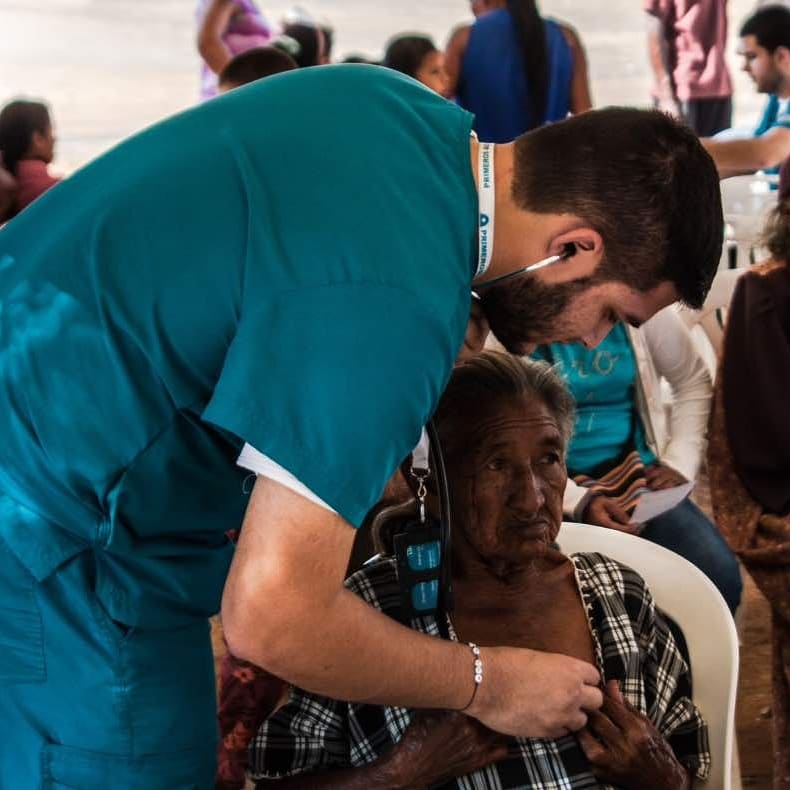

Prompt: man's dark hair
[740,5,790,52]
[512,107,723,309]
[383,35,437,79]
[0,99,51,176]
[218,47,297,89]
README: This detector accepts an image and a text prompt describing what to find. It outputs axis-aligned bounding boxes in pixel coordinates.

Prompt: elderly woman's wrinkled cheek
[463,472,511,555]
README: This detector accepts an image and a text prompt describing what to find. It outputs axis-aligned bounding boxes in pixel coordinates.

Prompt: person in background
[0,162,17,223]
[218,46,297,92]
[197,0,273,100]
[278,22,325,68]
[445,0,592,142]
[383,34,450,97]
[319,24,334,64]
[644,0,732,137]
[532,307,742,613]
[0,99,60,216]
[708,158,790,786]
[703,5,790,177]
[342,54,379,65]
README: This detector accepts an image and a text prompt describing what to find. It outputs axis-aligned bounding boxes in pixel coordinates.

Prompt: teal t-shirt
[754,95,790,175]
[0,65,477,627]
[532,324,656,476]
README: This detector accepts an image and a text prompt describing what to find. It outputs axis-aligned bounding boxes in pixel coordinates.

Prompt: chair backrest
[676,268,747,379]
[557,522,739,790]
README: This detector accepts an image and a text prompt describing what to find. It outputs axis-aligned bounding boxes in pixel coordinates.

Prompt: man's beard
[478,275,591,353]
[759,70,782,95]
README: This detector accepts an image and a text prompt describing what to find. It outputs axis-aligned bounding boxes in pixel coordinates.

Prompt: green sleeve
[202,282,456,527]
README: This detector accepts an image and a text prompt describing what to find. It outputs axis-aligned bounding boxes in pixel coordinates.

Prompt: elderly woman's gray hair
[434,350,575,445]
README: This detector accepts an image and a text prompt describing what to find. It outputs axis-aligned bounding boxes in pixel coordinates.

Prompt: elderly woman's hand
[576,681,691,790]
[384,709,510,789]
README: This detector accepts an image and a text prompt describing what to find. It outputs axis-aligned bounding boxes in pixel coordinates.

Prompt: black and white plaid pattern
[249,553,710,788]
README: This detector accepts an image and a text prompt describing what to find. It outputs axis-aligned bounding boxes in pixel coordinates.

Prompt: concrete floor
[736,574,773,788]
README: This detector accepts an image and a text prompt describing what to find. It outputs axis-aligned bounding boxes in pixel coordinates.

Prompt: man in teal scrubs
[0,65,722,787]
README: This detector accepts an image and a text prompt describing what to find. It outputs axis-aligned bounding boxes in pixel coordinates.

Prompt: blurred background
[0,0,774,172]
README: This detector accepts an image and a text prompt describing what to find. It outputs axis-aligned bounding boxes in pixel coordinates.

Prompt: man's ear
[776,45,790,69]
[539,227,604,284]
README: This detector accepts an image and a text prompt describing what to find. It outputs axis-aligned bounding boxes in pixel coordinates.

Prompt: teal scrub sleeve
[202,283,457,527]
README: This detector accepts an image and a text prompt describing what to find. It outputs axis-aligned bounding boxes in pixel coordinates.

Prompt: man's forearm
[237,583,472,710]
[222,479,472,711]
[645,15,675,100]
[703,137,784,176]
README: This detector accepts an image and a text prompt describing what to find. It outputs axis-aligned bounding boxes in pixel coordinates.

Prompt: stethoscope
[472,242,577,296]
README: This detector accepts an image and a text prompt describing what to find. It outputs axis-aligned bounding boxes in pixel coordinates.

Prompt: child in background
[218,46,297,92]
[0,99,60,216]
[383,34,450,97]
[196,0,273,100]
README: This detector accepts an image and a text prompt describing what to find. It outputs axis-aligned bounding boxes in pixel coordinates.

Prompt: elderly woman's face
[448,396,567,567]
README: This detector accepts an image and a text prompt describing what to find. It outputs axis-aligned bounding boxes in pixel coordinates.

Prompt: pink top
[15,159,61,212]
[196,0,273,100]
[644,0,732,101]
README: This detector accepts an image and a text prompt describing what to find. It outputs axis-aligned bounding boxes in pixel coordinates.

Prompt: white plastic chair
[557,522,739,790]
[676,267,748,380]
[720,173,778,267]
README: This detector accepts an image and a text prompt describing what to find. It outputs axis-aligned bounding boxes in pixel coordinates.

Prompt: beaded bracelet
[458,642,484,712]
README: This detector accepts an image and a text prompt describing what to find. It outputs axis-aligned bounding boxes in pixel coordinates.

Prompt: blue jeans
[640,498,742,613]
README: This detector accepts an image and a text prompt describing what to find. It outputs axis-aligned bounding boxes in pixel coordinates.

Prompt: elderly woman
[249,353,709,788]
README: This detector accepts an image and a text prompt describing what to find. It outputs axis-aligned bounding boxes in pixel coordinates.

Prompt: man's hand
[583,496,639,534]
[383,710,509,789]
[577,681,691,790]
[645,463,688,491]
[469,648,603,738]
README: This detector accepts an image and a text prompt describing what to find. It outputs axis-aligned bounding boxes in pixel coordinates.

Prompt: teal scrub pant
[0,536,218,789]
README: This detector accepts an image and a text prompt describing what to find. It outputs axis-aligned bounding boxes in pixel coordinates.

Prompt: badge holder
[392,421,453,638]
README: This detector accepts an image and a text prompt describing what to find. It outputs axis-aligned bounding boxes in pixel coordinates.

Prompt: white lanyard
[411,426,430,472]
[475,142,495,279]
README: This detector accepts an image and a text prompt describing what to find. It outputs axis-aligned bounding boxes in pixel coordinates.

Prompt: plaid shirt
[249,552,710,789]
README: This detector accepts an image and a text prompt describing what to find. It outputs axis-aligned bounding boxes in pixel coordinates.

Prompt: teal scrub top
[532,325,656,475]
[0,65,477,628]
[754,95,790,175]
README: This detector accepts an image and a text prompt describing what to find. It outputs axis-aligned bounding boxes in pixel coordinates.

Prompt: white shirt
[236,444,336,513]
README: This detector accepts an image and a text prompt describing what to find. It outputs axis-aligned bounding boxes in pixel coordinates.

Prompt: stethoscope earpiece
[472,242,577,294]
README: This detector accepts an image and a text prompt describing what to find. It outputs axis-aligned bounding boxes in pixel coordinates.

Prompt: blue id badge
[393,521,444,618]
